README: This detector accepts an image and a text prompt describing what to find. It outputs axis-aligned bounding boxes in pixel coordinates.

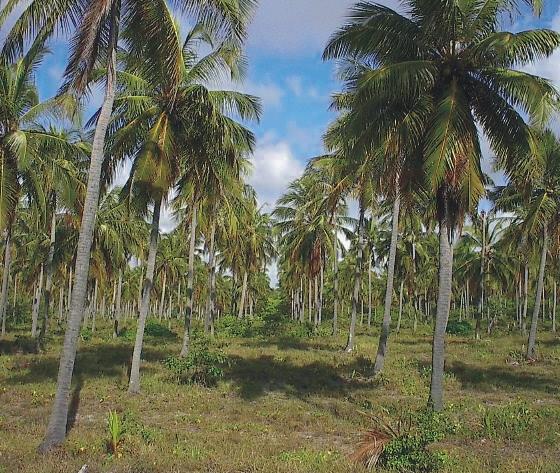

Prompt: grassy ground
[1,317,559,473]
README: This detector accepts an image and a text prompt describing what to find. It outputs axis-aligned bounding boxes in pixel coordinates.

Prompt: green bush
[361,410,453,472]
[164,336,228,386]
[446,320,472,336]
[80,328,93,341]
[216,315,254,337]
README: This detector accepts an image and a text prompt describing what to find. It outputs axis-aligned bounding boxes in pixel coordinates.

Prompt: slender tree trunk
[159,272,167,321]
[299,276,304,323]
[314,274,319,328]
[527,226,548,360]
[475,212,486,340]
[32,265,44,338]
[368,256,372,327]
[333,232,339,335]
[113,271,122,338]
[58,287,64,324]
[396,279,404,333]
[238,271,248,319]
[129,197,162,394]
[180,207,197,357]
[553,280,557,333]
[91,280,98,333]
[429,220,454,412]
[522,263,529,334]
[373,194,401,373]
[345,202,365,352]
[38,38,118,452]
[66,267,72,322]
[205,222,216,334]
[1,234,12,337]
[40,207,57,343]
[319,264,323,326]
[308,278,312,323]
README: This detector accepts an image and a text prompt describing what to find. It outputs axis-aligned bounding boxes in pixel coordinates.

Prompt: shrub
[80,328,93,341]
[351,410,452,472]
[164,336,228,386]
[446,320,472,336]
[145,321,176,339]
[216,315,254,338]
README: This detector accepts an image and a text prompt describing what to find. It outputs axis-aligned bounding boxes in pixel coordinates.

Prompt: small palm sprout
[107,410,124,455]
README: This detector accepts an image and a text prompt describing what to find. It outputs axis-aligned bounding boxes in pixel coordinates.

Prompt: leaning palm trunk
[345,202,365,352]
[238,271,248,319]
[429,220,454,412]
[38,46,118,453]
[527,226,548,360]
[180,206,197,357]
[1,233,12,337]
[373,194,401,374]
[333,232,339,335]
[40,208,57,343]
[129,197,162,394]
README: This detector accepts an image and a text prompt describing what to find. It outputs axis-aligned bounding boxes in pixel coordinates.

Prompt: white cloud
[248,136,305,207]
[248,0,400,55]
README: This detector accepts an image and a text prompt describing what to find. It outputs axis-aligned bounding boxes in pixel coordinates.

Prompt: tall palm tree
[3,0,257,451]
[324,0,559,410]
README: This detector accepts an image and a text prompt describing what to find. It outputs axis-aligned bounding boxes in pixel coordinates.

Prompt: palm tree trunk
[527,226,548,360]
[38,38,118,452]
[40,207,57,343]
[522,263,529,334]
[396,279,404,333]
[205,222,216,334]
[345,201,365,352]
[129,197,162,394]
[238,271,248,320]
[113,270,122,338]
[333,231,339,335]
[91,279,98,333]
[552,280,557,333]
[373,194,401,373]
[319,264,324,326]
[31,265,44,338]
[429,220,454,412]
[368,256,372,327]
[159,272,167,321]
[1,233,12,337]
[180,206,197,357]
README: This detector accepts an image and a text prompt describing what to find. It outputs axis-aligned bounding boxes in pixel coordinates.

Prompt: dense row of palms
[0,0,559,454]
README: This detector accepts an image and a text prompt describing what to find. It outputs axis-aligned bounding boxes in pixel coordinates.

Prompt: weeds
[107,410,124,455]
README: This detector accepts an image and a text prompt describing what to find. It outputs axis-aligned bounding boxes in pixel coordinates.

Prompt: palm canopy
[0,0,258,94]
[323,0,560,229]
[104,19,260,210]
[0,41,81,234]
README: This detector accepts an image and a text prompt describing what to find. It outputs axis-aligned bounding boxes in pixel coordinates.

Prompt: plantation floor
[1,320,559,473]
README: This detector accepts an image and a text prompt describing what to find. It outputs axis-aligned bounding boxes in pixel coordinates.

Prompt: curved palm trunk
[38,44,118,453]
[180,206,197,357]
[345,202,365,352]
[1,233,12,337]
[238,271,248,319]
[158,272,167,321]
[373,195,401,374]
[527,226,548,360]
[40,207,57,343]
[429,220,454,412]
[522,263,529,334]
[129,197,162,394]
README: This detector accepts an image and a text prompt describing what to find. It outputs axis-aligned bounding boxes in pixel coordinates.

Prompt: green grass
[0,318,559,473]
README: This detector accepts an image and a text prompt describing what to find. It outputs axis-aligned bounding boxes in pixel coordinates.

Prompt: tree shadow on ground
[4,342,168,385]
[224,354,379,401]
[415,359,558,395]
[66,374,84,434]
[239,336,345,352]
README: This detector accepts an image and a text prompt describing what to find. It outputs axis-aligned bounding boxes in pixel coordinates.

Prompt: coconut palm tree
[324,0,559,411]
